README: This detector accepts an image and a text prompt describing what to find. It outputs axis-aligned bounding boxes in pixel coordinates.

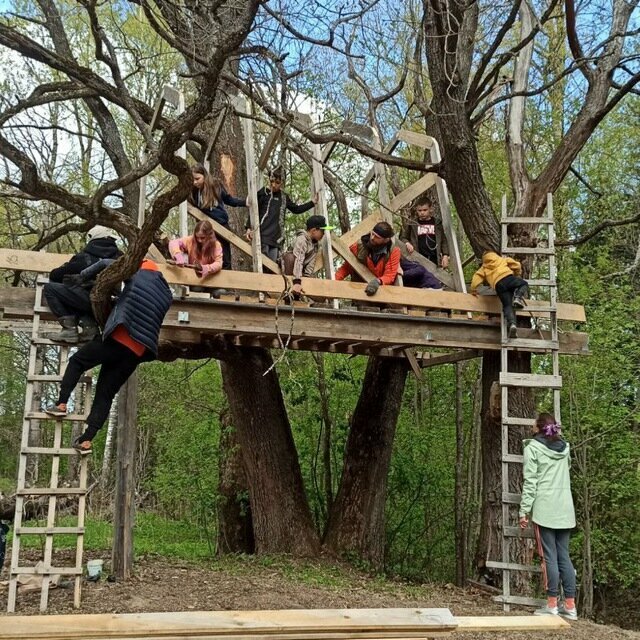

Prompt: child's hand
[471,290,478,297]
[519,515,529,529]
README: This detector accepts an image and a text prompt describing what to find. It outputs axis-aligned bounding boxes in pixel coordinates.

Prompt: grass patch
[7,512,213,560]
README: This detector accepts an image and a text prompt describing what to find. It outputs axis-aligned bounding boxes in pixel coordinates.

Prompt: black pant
[495,274,528,325]
[219,224,232,270]
[43,282,93,320]
[58,337,142,434]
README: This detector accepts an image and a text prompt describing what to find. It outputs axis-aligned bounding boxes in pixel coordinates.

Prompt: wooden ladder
[488,194,560,610]
[7,278,92,612]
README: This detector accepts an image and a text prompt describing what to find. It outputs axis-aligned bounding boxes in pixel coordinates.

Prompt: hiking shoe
[72,436,93,455]
[78,318,99,342]
[534,605,559,616]
[508,323,518,338]
[513,295,526,309]
[558,604,578,621]
[45,403,67,417]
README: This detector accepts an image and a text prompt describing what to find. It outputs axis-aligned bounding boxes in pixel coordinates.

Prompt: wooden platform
[0,608,570,638]
[0,288,589,359]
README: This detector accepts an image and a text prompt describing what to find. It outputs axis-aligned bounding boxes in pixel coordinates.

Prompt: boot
[504,309,517,339]
[49,316,79,343]
[78,316,99,342]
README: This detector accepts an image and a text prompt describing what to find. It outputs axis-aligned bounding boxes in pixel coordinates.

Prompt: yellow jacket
[470,252,521,291]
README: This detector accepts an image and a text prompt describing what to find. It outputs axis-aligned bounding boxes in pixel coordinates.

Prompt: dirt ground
[0,552,637,640]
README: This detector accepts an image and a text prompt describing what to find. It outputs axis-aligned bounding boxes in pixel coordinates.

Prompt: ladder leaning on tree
[7,278,92,613]
[487,193,561,611]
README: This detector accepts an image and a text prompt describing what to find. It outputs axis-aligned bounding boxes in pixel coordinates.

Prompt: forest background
[0,0,639,630]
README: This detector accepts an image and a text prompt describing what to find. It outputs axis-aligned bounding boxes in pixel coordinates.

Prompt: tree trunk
[221,347,320,555]
[111,373,138,581]
[454,362,466,587]
[323,357,408,569]
[217,407,255,554]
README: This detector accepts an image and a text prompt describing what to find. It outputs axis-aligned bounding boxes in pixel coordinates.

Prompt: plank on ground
[0,249,587,321]
[0,608,457,639]
[454,616,569,631]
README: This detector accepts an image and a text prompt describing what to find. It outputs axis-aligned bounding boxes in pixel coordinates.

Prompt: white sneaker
[534,605,559,616]
[558,604,578,621]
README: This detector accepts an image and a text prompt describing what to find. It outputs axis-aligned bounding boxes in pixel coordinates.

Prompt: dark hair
[536,412,562,441]
[269,166,284,182]
[372,221,394,239]
[414,195,433,210]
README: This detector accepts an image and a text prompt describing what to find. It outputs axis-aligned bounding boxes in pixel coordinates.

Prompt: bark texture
[324,357,409,569]
[221,348,320,555]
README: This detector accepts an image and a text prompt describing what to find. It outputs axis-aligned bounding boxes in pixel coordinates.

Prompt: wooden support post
[112,373,138,581]
[237,97,263,273]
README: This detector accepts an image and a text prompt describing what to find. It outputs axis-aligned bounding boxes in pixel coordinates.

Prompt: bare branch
[556,211,640,247]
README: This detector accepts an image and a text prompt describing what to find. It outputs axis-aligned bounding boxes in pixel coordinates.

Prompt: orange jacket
[335,238,400,285]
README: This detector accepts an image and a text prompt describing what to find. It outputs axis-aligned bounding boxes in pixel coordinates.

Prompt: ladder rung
[527,279,556,286]
[503,492,521,504]
[11,566,81,576]
[502,338,559,351]
[504,526,535,538]
[494,595,546,607]
[36,276,50,284]
[22,446,81,456]
[503,416,537,427]
[15,526,85,535]
[501,217,554,225]
[500,373,562,389]
[27,375,92,383]
[34,306,52,313]
[486,560,542,573]
[502,247,555,255]
[502,453,524,463]
[26,412,88,422]
[16,488,87,496]
[517,304,557,313]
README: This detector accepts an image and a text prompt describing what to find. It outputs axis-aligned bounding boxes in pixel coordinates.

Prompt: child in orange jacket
[470,251,529,338]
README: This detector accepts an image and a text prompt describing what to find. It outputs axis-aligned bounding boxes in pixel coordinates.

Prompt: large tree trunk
[323,357,408,569]
[221,347,320,555]
[217,407,255,554]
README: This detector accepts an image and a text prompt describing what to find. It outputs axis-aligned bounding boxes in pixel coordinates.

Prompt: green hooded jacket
[519,437,576,529]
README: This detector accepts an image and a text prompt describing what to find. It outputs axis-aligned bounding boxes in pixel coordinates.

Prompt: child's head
[535,412,562,441]
[268,166,284,192]
[192,163,208,189]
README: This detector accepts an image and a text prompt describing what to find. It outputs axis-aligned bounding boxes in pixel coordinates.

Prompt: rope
[262,272,296,376]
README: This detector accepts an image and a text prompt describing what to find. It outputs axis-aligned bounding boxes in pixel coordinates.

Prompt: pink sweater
[168,236,223,276]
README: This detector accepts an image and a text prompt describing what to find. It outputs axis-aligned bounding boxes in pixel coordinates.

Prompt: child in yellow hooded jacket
[470,251,529,338]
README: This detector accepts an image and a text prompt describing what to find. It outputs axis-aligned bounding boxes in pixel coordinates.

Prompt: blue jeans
[535,524,577,598]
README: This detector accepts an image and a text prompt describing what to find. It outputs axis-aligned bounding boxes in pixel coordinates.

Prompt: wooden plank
[499,373,562,389]
[257,128,281,172]
[10,566,81,575]
[187,204,281,274]
[504,526,535,539]
[396,129,435,149]
[503,338,559,351]
[493,595,546,607]
[455,616,567,630]
[389,173,437,212]
[416,350,480,368]
[502,246,555,255]
[15,526,85,535]
[16,488,86,496]
[0,249,586,321]
[502,416,537,427]
[485,561,542,573]
[501,217,554,225]
[502,492,521,504]
[404,349,423,381]
[0,608,458,639]
[22,447,83,456]
[331,235,375,282]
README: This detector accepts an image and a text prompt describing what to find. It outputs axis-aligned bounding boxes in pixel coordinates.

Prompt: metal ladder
[488,194,561,610]
[8,278,92,612]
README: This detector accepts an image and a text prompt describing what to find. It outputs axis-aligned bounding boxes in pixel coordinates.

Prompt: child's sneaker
[558,604,578,621]
[513,295,526,309]
[508,323,518,338]
[45,403,67,417]
[534,605,559,616]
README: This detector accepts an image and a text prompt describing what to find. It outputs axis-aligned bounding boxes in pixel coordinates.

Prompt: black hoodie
[49,238,122,283]
[533,432,567,453]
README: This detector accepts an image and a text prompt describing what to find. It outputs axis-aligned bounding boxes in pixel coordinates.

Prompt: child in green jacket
[519,413,578,621]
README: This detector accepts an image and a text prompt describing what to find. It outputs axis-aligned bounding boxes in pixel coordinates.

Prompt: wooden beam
[416,350,481,368]
[257,128,282,172]
[330,234,375,282]
[186,204,281,274]
[0,249,587,321]
[0,608,458,639]
[389,173,437,212]
[455,616,569,631]
[396,129,435,149]
[1,288,590,356]
[404,348,423,381]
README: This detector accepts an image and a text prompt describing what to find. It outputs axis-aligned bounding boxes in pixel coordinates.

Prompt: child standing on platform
[519,413,578,621]
[470,251,529,338]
